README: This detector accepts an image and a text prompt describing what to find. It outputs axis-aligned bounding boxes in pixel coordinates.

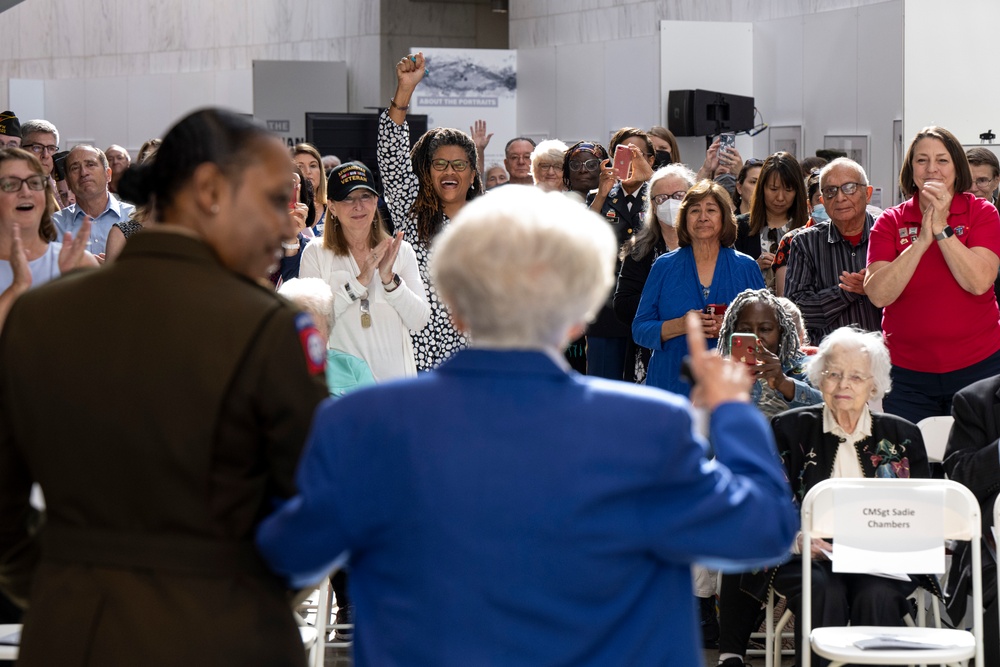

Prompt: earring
[210,204,219,215]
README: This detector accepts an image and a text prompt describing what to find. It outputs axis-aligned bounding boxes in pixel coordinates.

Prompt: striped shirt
[784,213,882,343]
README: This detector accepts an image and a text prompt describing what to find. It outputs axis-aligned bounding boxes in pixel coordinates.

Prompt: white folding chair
[764,587,794,667]
[311,575,352,667]
[801,478,982,667]
[917,415,954,464]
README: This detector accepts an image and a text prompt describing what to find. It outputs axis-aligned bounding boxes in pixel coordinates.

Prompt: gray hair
[531,140,568,173]
[431,184,616,349]
[21,119,59,147]
[69,144,109,171]
[277,277,334,340]
[819,157,869,189]
[806,327,891,400]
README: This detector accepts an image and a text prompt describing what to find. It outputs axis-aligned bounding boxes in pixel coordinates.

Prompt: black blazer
[734,214,760,258]
[942,375,1000,622]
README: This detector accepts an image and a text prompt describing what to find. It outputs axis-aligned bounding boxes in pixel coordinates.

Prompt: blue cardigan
[633,246,765,396]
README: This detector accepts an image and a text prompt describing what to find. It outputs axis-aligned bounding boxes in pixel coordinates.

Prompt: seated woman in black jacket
[716,326,930,667]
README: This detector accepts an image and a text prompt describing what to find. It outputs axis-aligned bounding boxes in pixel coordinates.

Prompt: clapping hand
[378,232,403,284]
[59,216,94,272]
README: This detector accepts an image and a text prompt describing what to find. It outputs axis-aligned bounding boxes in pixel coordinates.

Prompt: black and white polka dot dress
[377,111,468,371]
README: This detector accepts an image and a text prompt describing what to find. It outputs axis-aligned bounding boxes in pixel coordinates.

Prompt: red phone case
[730,333,758,365]
[613,145,632,181]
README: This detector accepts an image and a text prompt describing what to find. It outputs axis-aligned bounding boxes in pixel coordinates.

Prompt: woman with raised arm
[377,51,483,371]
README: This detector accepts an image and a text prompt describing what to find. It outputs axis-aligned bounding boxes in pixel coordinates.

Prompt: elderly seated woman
[530,139,568,193]
[717,327,930,667]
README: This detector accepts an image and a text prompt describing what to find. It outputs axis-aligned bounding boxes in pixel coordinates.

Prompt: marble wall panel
[82,77,130,147]
[17,0,54,60]
[120,0,182,53]
[215,0,250,48]
[345,0,379,37]
[51,0,87,58]
[126,74,175,148]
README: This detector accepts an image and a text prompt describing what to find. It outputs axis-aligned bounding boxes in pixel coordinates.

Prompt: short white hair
[530,139,568,173]
[806,327,892,400]
[430,185,617,349]
[277,277,334,339]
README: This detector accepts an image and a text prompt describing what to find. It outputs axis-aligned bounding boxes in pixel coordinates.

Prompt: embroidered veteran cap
[328,162,378,201]
[0,111,21,138]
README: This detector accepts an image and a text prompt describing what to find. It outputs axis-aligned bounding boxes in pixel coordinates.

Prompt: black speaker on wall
[667,89,755,137]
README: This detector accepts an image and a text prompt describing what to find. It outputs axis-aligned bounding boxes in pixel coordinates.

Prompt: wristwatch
[383,273,402,292]
[934,226,954,242]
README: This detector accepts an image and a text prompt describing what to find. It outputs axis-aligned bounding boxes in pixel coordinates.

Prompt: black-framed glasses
[972,176,998,188]
[431,159,470,172]
[22,143,59,156]
[0,175,46,192]
[569,158,601,172]
[652,191,686,205]
[820,182,865,199]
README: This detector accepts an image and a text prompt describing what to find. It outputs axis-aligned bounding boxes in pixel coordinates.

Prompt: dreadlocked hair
[409,127,483,246]
[717,288,801,366]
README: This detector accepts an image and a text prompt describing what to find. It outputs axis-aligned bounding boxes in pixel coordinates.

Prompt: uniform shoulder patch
[294,312,327,375]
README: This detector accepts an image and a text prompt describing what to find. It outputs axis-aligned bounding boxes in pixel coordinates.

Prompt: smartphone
[288,183,300,211]
[613,144,632,181]
[718,133,736,162]
[729,333,758,366]
[704,303,727,318]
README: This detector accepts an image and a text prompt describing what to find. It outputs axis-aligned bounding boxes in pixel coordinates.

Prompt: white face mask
[657,199,682,227]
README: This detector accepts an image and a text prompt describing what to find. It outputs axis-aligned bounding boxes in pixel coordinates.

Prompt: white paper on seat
[831,486,945,573]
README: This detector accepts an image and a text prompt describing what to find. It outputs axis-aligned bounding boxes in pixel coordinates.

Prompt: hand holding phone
[613,144,632,181]
[729,332,758,366]
[718,133,735,161]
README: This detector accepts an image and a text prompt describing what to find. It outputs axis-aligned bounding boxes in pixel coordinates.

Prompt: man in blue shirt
[51,145,135,260]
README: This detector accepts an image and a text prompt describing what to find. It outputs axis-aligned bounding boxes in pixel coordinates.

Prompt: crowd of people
[1,48,999,666]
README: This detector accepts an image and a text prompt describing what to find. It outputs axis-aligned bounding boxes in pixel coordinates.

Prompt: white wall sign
[410,47,516,171]
[832,486,945,574]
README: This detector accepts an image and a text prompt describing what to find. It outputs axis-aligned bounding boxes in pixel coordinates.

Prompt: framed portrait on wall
[769,126,802,158]
[824,135,870,175]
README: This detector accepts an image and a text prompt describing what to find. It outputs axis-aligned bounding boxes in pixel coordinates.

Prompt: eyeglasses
[744,158,765,167]
[972,176,997,188]
[431,159,470,172]
[652,191,686,205]
[820,370,873,386]
[820,182,865,200]
[569,158,601,173]
[341,192,376,206]
[535,163,561,173]
[0,175,46,192]
[22,143,59,156]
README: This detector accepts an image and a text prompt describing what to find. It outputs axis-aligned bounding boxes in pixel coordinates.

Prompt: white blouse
[299,239,430,382]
